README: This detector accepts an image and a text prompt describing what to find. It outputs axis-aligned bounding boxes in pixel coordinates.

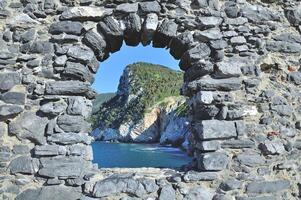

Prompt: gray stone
[63,61,94,83]
[0,72,21,91]
[235,153,265,167]
[0,122,7,138]
[241,4,280,23]
[13,145,30,154]
[27,41,54,54]
[183,77,242,95]
[184,187,214,200]
[67,46,95,64]
[153,19,177,48]
[194,28,222,42]
[98,16,123,53]
[259,140,286,155]
[195,120,237,140]
[196,140,220,152]
[236,196,276,200]
[124,13,141,46]
[34,145,66,156]
[83,29,107,60]
[39,156,90,179]
[214,60,242,78]
[179,43,211,70]
[272,33,301,44]
[45,81,91,97]
[183,171,218,182]
[198,16,222,29]
[169,32,194,60]
[270,105,293,117]
[9,111,48,144]
[7,14,40,29]
[139,1,161,13]
[220,178,242,191]
[60,6,112,21]
[285,5,301,26]
[116,3,138,13]
[49,21,83,35]
[246,180,290,194]
[0,105,23,119]
[221,139,255,149]
[159,185,175,200]
[20,29,36,43]
[198,152,229,171]
[47,132,92,145]
[184,61,214,82]
[230,36,246,45]
[266,41,301,53]
[67,96,92,118]
[40,100,67,116]
[69,144,93,161]
[9,156,39,175]
[224,1,239,18]
[57,115,90,133]
[16,185,82,200]
[288,72,301,85]
[141,13,158,46]
[54,55,67,67]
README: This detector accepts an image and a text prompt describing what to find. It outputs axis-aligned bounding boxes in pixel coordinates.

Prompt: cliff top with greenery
[91,62,184,129]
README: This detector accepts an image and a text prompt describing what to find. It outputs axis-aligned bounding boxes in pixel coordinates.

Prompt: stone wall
[0,0,300,199]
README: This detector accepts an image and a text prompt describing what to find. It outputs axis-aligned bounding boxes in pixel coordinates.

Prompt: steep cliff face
[91,62,190,148]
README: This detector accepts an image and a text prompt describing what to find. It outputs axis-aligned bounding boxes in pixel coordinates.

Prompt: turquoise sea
[92,141,191,169]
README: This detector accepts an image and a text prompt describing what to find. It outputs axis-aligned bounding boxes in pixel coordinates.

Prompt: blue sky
[92,43,180,93]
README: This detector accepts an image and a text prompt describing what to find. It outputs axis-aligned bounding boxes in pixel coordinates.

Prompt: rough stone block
[39,100,67,116]
[198,152,229,171]
[9,156,39,175]
[141,13,158,46]
[153,19,177,48]
[49,21,84,35]
[246,180,290,194]
[195,120,237,140]
[124,13,141,46]
[60,6,112,21]
[57,115,90,133]
[0,72,21,91]
[34,145,66,156]
[183,171,218,182]
[47,133,92,145]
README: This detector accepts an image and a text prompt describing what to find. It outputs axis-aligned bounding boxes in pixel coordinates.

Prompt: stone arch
[0,0,300,199]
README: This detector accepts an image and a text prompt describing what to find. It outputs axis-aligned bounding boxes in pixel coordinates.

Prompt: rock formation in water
[91,62,191,149]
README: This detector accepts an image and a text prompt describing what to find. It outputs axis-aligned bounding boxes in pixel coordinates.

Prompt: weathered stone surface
[180,43,211,70]
[34,145,66,156]
[266,41,301,53]
[62,61,94,83]
[0,105,23,119]
[153,19,177,48]
[194,28,222,42]
[169,32,194,60]
[221,139,255,149]
[45,81,91,97]
[49,21,83,35]
[198,16,222,29]
[159,185,175,200]
[60,6,112,21]
[285,5,301,26]
[259,140,286,155]
[195,120,237,140]
[0,86,26,105]
[184,61,214,82]
[124,13,141,46]
[235,153,265,167]
[98,16,123,53]
[67,96,92,119]
[9,111,48,144]
[67,46,95,64]
[16,185,82,200]
[183,187,214,200]
[47,133,92,145]
[246,180,290,194]
[57,115,90,133]
[198,152,229,171]
[139,1,161,13]
[196,140,220,152]
[116,3,138,13]
[220,178,242,191]
[214,60,242,78]
[183,77,242,95]
[9,156,39,175]
[7,14,40,29]
[92,177,154,198]
[241,4,280,23]
[183,171,218,182]
[40,100,67,116]
[39,156,89,179]
[288,72,301,85]
[0,72,21,91]
[141,13,158,46]
[83,29,107,60]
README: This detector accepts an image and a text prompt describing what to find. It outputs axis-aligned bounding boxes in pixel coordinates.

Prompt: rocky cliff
[91,62,191,148]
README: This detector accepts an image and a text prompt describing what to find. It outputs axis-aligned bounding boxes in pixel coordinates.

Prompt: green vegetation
[91,62,184,129]
[92,93,115,114]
